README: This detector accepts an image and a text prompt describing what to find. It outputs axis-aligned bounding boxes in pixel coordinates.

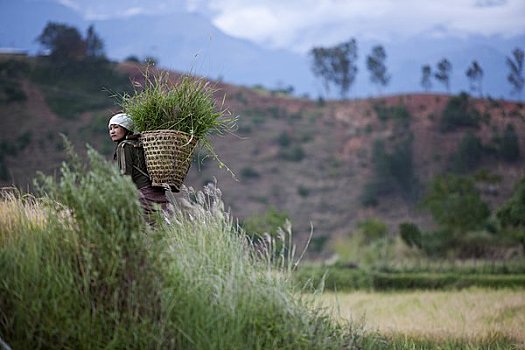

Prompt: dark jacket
[115,137,151,190]
[114,136,171,221]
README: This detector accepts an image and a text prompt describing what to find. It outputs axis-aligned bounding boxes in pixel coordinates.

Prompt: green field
[320,289,525,348]
[2,145,525,349]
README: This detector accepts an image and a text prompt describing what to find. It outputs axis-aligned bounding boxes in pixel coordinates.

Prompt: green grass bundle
[120,70,235,139]
[119,69,237,177]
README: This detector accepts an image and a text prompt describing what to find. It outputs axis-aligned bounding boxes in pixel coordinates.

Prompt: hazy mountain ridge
[1,0,523,100]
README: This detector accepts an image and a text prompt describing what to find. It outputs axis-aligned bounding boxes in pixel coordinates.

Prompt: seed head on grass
[1,145,372,350]
[0,189,46,245]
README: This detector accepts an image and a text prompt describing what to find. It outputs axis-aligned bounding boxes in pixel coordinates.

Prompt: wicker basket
[140,130,199,191]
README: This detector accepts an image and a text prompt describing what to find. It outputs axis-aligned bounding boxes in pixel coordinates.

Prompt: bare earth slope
[1,60,524,249]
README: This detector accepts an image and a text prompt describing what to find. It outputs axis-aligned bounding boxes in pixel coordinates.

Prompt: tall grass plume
[0,146,371,349]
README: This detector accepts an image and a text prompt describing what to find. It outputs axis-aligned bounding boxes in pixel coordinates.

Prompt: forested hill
[1,54,525,252]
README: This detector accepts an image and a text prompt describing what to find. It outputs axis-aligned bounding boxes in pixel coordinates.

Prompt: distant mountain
[0,0,85,49]
[1,0,523,100]
[91,12,311,95]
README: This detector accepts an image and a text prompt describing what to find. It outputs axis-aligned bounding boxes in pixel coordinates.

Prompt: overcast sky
[55,0,525,53]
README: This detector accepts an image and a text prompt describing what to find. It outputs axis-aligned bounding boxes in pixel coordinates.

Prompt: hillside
[1,55,525,252]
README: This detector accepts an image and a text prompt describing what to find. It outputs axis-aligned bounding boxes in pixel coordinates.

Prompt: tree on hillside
[331,39,358,99]
[421,65,432,92]
[360,134,418,206]
[439,92,481,132]
[366,45,390,95]
[499,123,520,162]
[450,132,484,173]
[309,38,358,99]
[506,47,524,99]
[310,47,333,96]
[37,22,86,61]
[85,24,105,58]
[36,22,106,62]
[434,58,452,92]
[466,60,483,97]
[423,174,490,233]
[496,175,525,249]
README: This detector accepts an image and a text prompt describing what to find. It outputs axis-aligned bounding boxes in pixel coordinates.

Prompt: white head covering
[108,113,134,132]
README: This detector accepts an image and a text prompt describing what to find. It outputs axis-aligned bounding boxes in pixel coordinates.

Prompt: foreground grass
[3,147,522,349]
[0,147,373,349]
[320,289,525,349]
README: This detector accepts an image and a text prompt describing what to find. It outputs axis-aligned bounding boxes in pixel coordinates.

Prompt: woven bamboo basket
[140,130,199,191]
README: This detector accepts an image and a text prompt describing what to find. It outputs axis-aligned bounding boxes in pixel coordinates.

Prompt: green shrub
[44,91,110,118]
[361,137,418,206]
[0,146,366,349]
[294,266,525,291]
[423,174,490,233]
[372,272,525,290]
[499,124,520,162]
[450,132,484,173]
[373,103,411,124]
[163,187,357,349]
[237,123,252,134]
[279,144,305,162]
[308,235,329,253]
[399,222,422,248]
[240,166,260,179]
[297,184,310,197]
[1,145,164,349]
[360,179,388,206]
[496,176,525,228]
[0,83,26,103]
[0,58,30,77]
[242,108,267,125]
[419,228,457,257]
[440,93,481,132]
[358,218,388,243]
[330,220,400,269]
[294,266,373,291]
[277,131,292,147]
[496,175,525,250]
[0,59,30,103]
[30,58,131,118]
[242,205,289,237]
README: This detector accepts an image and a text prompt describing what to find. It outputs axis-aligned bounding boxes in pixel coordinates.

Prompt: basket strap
[118,140,151,181]
[117,142,127,175]
[133,165,151,181]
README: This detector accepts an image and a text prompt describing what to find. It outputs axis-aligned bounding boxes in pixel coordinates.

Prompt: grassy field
[320,289,525,348]
[2,146,525,349]
[1,150,371,350]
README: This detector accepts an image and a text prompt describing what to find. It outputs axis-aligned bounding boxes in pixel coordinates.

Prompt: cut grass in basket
[119,69,237,174]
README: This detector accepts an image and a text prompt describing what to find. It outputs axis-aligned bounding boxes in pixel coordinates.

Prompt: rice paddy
[320,288,525,347]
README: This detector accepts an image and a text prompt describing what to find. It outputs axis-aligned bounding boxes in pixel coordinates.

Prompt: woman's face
[109,124,127,142]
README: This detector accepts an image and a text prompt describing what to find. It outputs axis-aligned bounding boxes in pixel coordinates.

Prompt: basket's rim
[140,129,196,137]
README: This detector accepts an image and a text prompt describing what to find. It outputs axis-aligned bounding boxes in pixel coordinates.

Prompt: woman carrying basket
[108,113,173,224]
